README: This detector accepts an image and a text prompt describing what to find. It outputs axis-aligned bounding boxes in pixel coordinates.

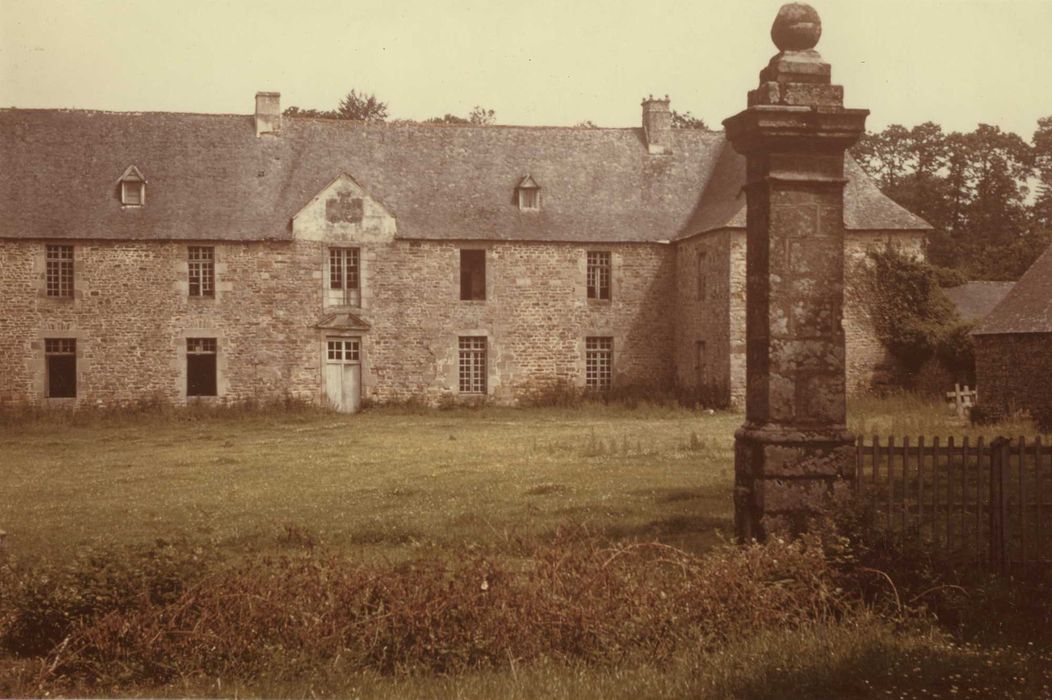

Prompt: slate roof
[676,141,932,239]
[0,108,929,243]
[944,282,1015,324]
[972,246,1052,335]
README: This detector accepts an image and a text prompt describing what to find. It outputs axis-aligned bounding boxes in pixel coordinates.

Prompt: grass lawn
[2,396,1049,699]
[0,404,742,564]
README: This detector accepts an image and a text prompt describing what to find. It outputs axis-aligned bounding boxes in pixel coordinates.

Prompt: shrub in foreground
[2,533,857,691]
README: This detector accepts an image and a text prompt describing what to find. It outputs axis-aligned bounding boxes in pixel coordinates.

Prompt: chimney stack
[641,95,672,155]
[255,91,281,137]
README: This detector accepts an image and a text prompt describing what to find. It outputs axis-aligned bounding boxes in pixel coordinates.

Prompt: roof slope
[0,108,929,243]
[678,142,932,239]
[973,246,1052,335]
[944,281,1015,323]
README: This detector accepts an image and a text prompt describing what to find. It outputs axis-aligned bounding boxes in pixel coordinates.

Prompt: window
[186,337,218,397]
[695,340,707,383]
[327,338,361,362]
[122,180,143,206]
[328,248,361,306]
[587,251,611,300]
[519,188,539,210]
[118,165,146,206]
[458,336,487,394]
[585,336,613,391]
[460,249,486,301]
[697,251,707,300]
[45,245,74,298]
[188,246,215,298]
[516,175,541,211]
[45,338,76,398]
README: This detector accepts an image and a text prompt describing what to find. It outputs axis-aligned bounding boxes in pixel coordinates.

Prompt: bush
[862,246,976,388]
[0,540,212,657]
[6,534,860,689]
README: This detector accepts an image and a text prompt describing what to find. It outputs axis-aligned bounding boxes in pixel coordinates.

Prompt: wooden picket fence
[854,435,1052,573]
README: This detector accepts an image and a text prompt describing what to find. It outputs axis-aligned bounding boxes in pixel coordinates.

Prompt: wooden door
[325,337,362,413]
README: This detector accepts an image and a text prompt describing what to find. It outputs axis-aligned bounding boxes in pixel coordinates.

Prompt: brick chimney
[641,95,672,155]
[255,91,281,137]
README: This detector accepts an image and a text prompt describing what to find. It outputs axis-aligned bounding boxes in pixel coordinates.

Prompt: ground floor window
[45,338,76,398]
[186,337,217,397]
[458,336,487,394]
[586,336,613,391]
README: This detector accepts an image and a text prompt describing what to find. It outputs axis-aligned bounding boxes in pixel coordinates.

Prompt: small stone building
[0,94,929,411]
[973,246,1052,423]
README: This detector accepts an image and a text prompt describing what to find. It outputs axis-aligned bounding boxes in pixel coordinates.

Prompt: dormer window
[118,166,146,207]
[516,175,541,211]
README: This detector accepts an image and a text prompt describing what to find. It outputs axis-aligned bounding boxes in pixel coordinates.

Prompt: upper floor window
[118,165,146,207]
[328,247,361,307]
[188,246,215,298]
[697,250,707,300]
[45,244,74,298]
[516,175,541,211]
[460,249,486,301]
[587,251,611,300]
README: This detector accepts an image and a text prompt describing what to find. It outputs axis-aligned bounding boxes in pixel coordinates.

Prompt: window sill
[459,299,487,304]
[586,297,612,305]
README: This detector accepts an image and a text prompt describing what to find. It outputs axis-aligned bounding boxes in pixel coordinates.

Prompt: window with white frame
[188,246,215,298]
[118,165,146,206]
[44,338,77,398]
[585,336,613,391]
[327,338,361,362]
[458,336,487,394]
[587,251,611,300]
[328,247,361,306]
[45,244,74,298]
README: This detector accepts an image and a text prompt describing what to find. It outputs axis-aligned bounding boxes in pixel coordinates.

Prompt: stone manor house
[0,93,929,412]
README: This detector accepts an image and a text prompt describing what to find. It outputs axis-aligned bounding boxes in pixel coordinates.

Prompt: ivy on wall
[862,246,975,386]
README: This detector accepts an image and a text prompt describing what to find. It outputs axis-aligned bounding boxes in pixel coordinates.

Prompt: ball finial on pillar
[771,3,822,52]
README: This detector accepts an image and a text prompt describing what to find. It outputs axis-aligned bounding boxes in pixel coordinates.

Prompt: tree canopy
[852,118,1050,280]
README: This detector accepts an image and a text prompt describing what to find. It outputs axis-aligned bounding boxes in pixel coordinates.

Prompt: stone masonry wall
[673,228,926,408]
[672,229,740,405]
[975,333,1052,425]
[0,237,676,408]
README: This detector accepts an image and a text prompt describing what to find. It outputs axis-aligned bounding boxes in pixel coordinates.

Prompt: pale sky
[1,0,1049,138]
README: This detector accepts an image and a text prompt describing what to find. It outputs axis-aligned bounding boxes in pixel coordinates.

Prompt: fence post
[990,436,1010,575]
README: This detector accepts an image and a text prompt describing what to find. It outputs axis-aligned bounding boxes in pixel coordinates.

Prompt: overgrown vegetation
[2,400,1050,697]
[861,246,976,390]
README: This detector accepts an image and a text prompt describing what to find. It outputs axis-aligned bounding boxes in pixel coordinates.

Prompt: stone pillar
[723,3,868,541]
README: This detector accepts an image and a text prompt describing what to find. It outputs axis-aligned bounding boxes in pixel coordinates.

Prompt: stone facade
[974,334,1052,425]
[0,234,677,408]
[673,228,925,407]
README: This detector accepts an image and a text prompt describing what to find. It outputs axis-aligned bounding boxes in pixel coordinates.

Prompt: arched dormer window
[118,166,146,207]
[516,175,540,211]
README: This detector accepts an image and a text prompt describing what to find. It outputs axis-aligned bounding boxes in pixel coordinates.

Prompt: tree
[853,120,1043,280]
[467,106,495,125]
[282,106,337,119]
[335,90,388,122]
[424,106,496,126]
[670,110,708,130]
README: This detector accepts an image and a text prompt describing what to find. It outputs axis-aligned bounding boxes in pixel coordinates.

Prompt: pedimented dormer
[292,173,396,243]
[118,165,146,207]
